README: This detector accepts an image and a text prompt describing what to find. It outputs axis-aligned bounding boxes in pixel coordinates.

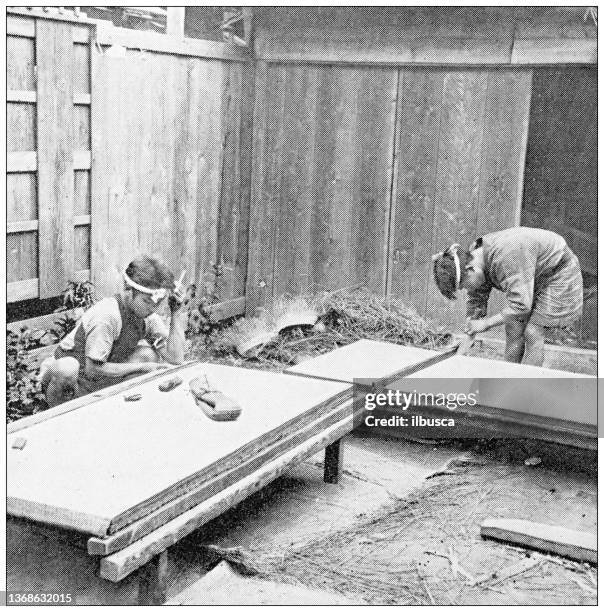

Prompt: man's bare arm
[158,310,187,365]
[85,357,164,380]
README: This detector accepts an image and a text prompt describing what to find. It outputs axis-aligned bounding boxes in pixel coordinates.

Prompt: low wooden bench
[8,362,361,605]
[103,414,354,604]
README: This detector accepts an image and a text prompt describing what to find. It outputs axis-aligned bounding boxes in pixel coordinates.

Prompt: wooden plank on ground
[480,518,597,564]
[99,415,355,581]
[7,364,350,537]
[36,19,75,298]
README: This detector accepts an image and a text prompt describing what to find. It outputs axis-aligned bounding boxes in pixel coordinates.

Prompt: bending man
[432,227,583,366]
[41,255,187,407]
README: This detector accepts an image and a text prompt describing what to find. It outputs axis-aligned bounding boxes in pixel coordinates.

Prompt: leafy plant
[49,313,80,342]
[186,262,226,340]
[6,328,48,422]
[55,280,95,312]
[50,280,96,341]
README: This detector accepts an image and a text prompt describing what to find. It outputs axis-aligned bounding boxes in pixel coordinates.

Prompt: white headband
[432,243,462,291]
[123,271,168,303]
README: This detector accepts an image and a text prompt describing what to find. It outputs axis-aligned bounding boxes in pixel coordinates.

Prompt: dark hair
[125,255,175,291]
[432,248,470,300]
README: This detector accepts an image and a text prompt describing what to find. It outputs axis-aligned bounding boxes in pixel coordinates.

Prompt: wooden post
[166,7,185,38]
[323,438,343,484]
[36,19,75,298]
[137,549,169,605]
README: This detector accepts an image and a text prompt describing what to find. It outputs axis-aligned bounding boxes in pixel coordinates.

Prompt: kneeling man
[41,255,187,407]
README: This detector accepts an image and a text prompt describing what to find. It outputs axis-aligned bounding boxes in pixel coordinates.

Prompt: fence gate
[7,13,93,303]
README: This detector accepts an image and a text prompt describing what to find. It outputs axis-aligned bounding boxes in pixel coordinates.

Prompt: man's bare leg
[504,319,527,363]
[126,345,161,364]
[43,357,80,408]
[522,322,545,367]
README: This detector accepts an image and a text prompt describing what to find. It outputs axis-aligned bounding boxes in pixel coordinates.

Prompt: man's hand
[168,293,185,313]
[169,271,187,313]
[465,318,488,336]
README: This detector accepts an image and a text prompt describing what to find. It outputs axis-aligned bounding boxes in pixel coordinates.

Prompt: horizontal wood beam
[7,91,91,104]
[94,23,252,62]
[7,220,38,233]
[255,35,596,66]
[7,151,91,173]
[7,216,90,235]
[511,37,597,65]
[7,90,36,103]
[7,152,36,172]
[7,270,90,303]
[7,279,38,302]
[8,9,94,35]
[73,151,91,169]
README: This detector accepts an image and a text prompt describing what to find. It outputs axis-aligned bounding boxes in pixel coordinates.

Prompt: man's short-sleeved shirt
[58,296,169,363]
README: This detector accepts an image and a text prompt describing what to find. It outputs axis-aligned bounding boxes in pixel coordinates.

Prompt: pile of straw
[211,289,451,369]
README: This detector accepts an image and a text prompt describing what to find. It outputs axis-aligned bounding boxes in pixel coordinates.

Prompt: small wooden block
[11,437,27,450]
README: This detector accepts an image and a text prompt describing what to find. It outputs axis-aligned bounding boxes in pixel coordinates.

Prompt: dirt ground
[7,433,596,605]
[170,434,596,605]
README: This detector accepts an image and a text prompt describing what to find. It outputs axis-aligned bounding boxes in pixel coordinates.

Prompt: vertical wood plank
[36,20,75,297]
[352,67,398,294]
[478,70,533,319]
[273,65,319,297]
[72,43,91,93]
[7,174,37,222]
[7,36,36,90]
[289,66,320,296]
[231,61,255,301]
[7,104,35,151]
[308,67,338,294]
[74,226,91,271]
[389,70,444,316]
[477,70,532,236]
[166,7,186,38]
[426,70,488,329]
[7,233,38,283]
[245,61,270,314]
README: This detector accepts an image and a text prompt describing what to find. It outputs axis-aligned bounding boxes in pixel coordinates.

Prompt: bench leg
[324,438,343,484]
[138,549,168,605]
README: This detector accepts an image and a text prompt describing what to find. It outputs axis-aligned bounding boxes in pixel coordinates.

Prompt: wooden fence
[246,63,532,328]
[6,9,596,337]
[7,15,93,302]
[7,11,252,318]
